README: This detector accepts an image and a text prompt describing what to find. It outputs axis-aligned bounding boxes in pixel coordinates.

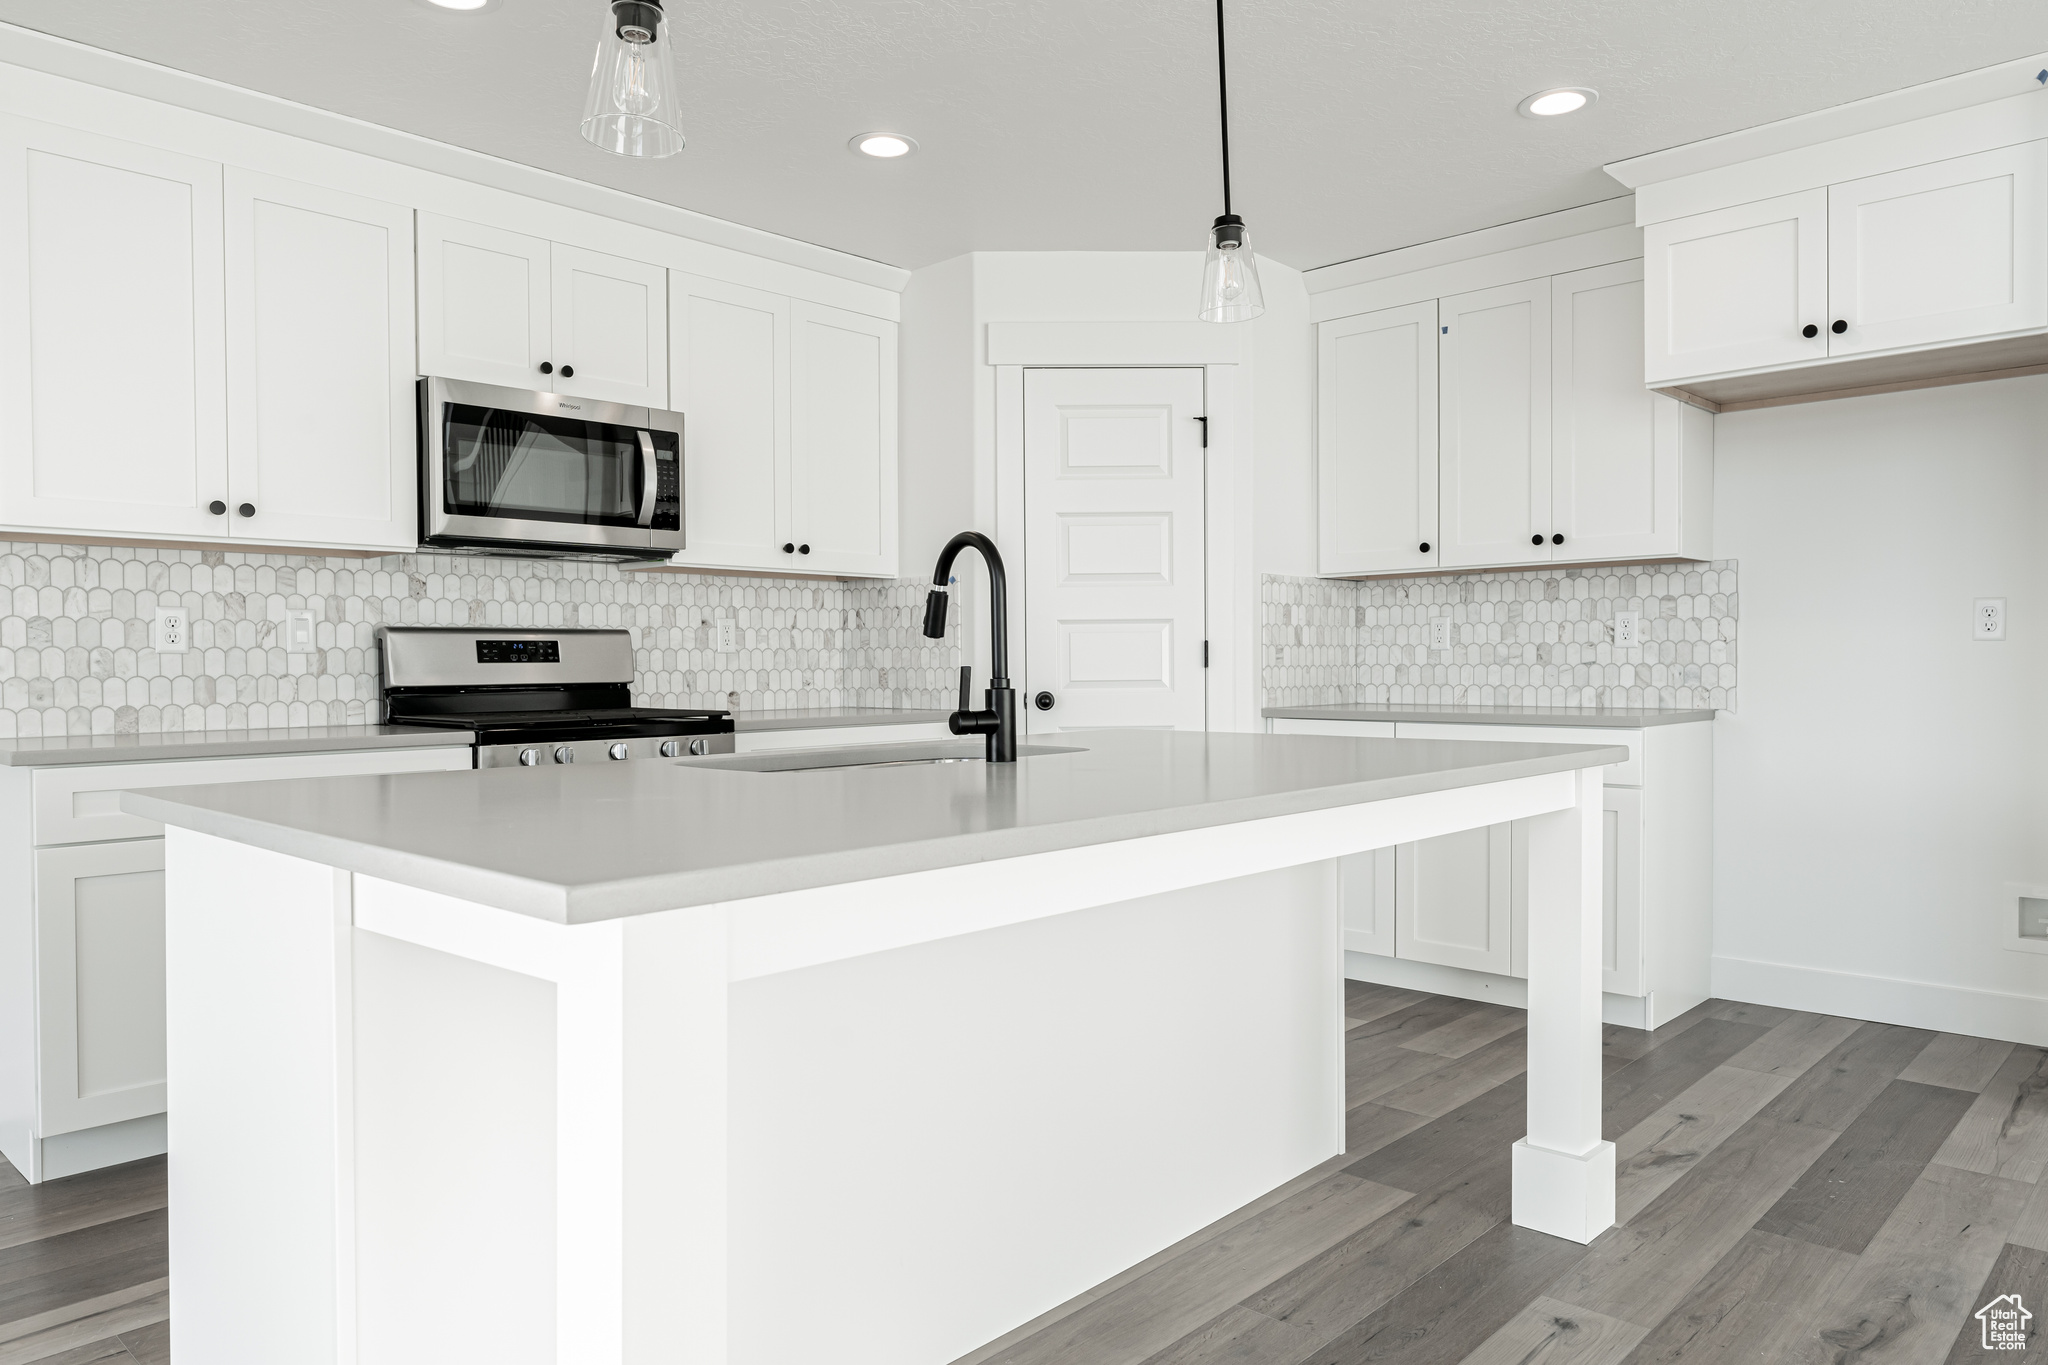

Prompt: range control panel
[475,639,560,664]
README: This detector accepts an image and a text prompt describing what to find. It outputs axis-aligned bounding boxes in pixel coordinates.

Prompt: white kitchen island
[128,729,1625,1365]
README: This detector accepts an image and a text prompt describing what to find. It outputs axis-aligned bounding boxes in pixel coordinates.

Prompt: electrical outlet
[153,606,189,655]
[1430,618,1452,650]
[1976,598,2007,640]
[284,609,315,653]
[715,618,737,654]
[1614,611,1640,648]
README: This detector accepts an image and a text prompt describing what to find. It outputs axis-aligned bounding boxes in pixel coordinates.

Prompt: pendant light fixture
[580,0,685,159]
[1199,0,1264,323]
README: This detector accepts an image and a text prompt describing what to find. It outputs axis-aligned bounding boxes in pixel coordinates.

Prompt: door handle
[1033,691,1054,711]
[635,431,657,527]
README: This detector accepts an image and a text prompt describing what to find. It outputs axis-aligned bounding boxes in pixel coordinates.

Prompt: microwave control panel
[652,441,680,532]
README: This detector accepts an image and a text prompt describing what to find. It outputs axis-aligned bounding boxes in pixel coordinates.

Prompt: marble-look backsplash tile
[1264,561,1739,713]
[0,542,961,738]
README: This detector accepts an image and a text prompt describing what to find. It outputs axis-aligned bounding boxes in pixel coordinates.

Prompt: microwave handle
[635,430,658,528]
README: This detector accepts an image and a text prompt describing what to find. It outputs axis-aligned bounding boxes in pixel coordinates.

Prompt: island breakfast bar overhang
[130,731,1625,1365]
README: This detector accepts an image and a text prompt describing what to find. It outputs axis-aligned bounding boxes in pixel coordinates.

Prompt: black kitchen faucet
[920,531,1017,763]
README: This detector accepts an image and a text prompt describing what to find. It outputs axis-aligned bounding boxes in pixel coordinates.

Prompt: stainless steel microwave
[418,377,683,560]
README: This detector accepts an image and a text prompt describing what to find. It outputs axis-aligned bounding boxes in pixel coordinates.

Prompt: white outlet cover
[1614,611,1640,647]
[153,606,189,655]
[1975,598,2006,640]
[716,619,737,654]
[1430,618,1451,649]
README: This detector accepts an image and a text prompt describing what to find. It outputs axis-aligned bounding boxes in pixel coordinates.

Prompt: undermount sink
[681,741,1084,773]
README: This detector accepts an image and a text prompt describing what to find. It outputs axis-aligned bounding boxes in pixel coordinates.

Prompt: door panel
[416,214,552,390]
[1397,823,1512,975]
[36,840,166,1135]
[669,273,789,570]
[1644,189,1827,383]
[550,243,667,406]
[225,170,417,549]
[1439,278,1550,568]
[1316,301,1438,574]
[1024,368,1206,733]
[1827,142,2048,355]
[789,301,897,576]
[0,117,230,537]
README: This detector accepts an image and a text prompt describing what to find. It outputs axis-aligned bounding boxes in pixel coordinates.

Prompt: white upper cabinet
[668,273,789,571]
[1316,301,1438,575]
[1826,142,2048,356]
[224,170,417,551]
[416,215,551,391]
[1643,188,1828,384]
[415,214,667,406]
[788,301,897,577]
[1438,278,1551,569]
[0,118,231,539]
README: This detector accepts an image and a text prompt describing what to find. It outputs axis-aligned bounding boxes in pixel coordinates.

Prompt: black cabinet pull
[1552,533,1564,545]
[539,361,553,375]
[237,503,255,518]
[1531,534,1543,546]
[781,542,795,554]
[560,364,575,377]
[1801,324,1819,338]
[208,500,226,515]
[1418,542,1430,553]
[1831,320,1847,334]
[798,544,810,555]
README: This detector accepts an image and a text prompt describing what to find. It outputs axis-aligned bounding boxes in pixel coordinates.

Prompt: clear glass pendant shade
[1200,215,1265,322]
[580,1,685,158]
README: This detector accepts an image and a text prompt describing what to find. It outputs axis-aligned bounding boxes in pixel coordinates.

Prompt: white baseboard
[1712,954,2048,1047]
[1344,950,1681,1030]
[37,1112,166,1183]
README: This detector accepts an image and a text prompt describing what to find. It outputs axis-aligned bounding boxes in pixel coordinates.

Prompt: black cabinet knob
[782,543,795,553]
[1552,533,1564,545]
[1531,534,1543,546]
[1034,691,1054,711]
[208,500,226,515]
[237,503,255,518]
[539,361,553,375]
[1418,542,1430,553]
[560,364,574,377]
[798,544,810,555]
[1801,324,1818,338]
[1831,320,1847,334]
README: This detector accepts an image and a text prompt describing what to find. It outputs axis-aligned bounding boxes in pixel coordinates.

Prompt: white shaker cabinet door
[1338,849,1396,957]
[1509,785,1642,996]
[224,170,418,550]
[550,243,668,407]
[668,273,790,571]
[415,213,552,390]
[1643,188,1828,383]
[0,117,231,538]
[1827,142,2048,357]
[1396,823,1513,976]
[1315,301,1439,575]
[1438,278,1551,569]
[35,839,166,1136]
[789,301,898,577]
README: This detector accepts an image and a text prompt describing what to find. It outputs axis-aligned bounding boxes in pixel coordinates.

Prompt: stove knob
[554,745,576,764]
[518,748,541,767]
[689,737,711,757]
[659,739,683,758]
[608,743,631,761]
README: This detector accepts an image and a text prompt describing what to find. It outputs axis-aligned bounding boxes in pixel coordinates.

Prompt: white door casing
[415,213,553,390]
[1439,278,1552,569]
[550,243,668,407]
[1316,300,1439,574]
[1023,367,1207,733]
[789,301,898,577]
[1644,188,1828,383]
[668,272,790,571]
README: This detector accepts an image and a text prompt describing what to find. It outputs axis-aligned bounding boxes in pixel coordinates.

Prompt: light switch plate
[715,618,737,654]
[284,609,315,653]
[153,606,189,655]
[1614,611,1640,648]
[1976,598,2006,640]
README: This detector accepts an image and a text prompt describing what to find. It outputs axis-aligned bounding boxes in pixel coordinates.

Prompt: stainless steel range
[378,627,734,768]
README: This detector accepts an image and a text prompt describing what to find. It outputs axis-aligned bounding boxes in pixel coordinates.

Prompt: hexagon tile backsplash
[0,543,962,739]
[1263,561,1739,713]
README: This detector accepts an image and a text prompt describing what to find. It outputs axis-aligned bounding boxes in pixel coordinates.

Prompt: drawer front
[1391,722,1643,785]
[32,746,474,846]
[1267,719,1399,739]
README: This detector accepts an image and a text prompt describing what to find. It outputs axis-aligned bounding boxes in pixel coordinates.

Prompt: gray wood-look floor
[6,987,2044,1364]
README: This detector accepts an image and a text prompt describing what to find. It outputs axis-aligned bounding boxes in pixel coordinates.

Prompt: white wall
[1711,376,2048,1043]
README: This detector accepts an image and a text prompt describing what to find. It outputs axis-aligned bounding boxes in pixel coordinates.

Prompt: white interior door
[1439,278,1551,568]
[1316,301,1439,575]
[789,301,897,577]
[1827,142,2048,356]
[224,169,417,550]
[0,116,230,537]
[1643,188,1828,383]
[550,243,667,406]
[1023,367,1207,733]
[415,213,552,390]
[36,839,166,1136]
[669,272,790,570]
[1396,824,1512,975]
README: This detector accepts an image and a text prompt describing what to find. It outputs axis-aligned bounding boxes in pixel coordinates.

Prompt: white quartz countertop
[124,729,1627,925]
[0,725,475,768]
[1263,704,1716,729]
[734,707,951,732]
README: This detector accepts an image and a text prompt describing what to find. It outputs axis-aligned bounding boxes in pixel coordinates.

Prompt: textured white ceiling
[2,0,2045,271]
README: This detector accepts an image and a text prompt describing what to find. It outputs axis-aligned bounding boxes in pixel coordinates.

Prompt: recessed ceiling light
[1518,87,1597,118]
[850,133,917,159]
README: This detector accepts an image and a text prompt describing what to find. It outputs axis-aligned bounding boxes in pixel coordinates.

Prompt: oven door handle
[635,430,658,528]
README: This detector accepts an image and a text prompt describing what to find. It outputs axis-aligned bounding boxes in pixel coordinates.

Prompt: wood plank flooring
[2,985,2040,1364]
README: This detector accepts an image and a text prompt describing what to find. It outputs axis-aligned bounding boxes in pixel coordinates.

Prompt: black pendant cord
[1215,0,1233,217]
